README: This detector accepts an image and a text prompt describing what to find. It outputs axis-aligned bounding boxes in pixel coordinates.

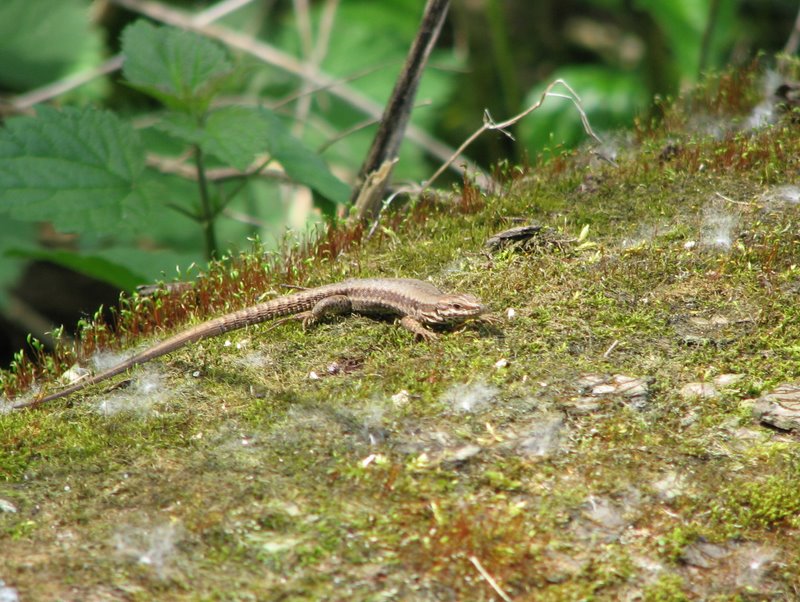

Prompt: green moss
[2,62,800,599]
[711,466,800,532]
[642,574,690,602]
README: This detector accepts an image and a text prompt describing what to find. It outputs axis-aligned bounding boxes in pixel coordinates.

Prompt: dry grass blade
[469,555,513,602]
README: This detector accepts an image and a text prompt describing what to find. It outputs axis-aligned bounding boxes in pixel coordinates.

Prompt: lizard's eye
[451,303,462,310]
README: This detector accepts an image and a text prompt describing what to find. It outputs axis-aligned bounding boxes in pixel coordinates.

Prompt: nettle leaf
[154,107,350,205]
[153,113,204,146]
[154,108,268,171]
[122,20,234,114]
[0,106,148,233]
[202,106,272,171]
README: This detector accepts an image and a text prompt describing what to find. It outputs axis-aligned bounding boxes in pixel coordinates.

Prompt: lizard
[12,278,486,410]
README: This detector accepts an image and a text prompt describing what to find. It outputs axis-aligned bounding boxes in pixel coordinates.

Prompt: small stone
[612,374,650,399]
[576,374,608,390]
[0,499,17,513]
[443,444,482,465]
[680,382,719,400]
[752,383,800,431]
[592,384,618,396]
[583,496,628,531]
[651,471,686,501]
[681,540,730,568]
[391,390,410,406]
[569,374,652,411]
[563,396,605,414]
[714,373,745,388]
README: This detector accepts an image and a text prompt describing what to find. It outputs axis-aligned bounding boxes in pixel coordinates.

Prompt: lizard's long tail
[13,293,322,410]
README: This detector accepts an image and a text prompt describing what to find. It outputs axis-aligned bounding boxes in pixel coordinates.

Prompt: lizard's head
[426,293,485,325]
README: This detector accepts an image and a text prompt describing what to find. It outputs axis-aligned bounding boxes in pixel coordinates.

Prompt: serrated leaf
[122,20,234,114]
[202,107,271,171]
[153,112,205,146]
[154,107,269,171]
[0,106,147,233]
[153,106,349,204]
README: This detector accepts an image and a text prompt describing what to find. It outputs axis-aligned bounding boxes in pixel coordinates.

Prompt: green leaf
[0,218,37,308]
[121,20,234,115]
[5,248,147,291]
[0,0,104,92]
[202,107,272,171]
[0,106,148,233]
[260,109,350,206]
[154,106,350,205]
[5,246,204,292]
[156,107,270,171]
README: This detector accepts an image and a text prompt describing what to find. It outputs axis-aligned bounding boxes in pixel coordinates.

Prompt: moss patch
[2,61,800,600]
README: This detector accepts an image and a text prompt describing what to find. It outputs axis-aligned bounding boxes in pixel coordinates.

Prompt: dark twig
[350,0,451,222]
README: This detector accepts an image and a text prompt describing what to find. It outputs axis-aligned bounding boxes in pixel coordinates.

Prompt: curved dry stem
[424,79,606,188]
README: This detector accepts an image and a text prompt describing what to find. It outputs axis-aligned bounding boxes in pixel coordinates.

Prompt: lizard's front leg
[298,295,353,329]
[399,316,439,341]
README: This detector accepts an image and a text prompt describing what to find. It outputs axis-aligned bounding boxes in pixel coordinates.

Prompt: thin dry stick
[714,191,757,207]
[351,0,452,221]
[784,0,800,55]
[603,339,619,358]
[291,0,315,136]
[425,78,605,187]
[10,0,255,111]
[146,153,291,183]
[193,0,255,26]
[270,62,393,111]
[291,0,339,137]
[110,0,480,181]
[469,556,513,602]
[11,57,124,111]
[317,100,432,154]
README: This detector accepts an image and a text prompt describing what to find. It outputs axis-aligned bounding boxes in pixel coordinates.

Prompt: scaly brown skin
[14,278,486,410]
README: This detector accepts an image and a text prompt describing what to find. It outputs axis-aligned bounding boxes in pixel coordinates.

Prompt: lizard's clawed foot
[299,312,318,330]
[478,313,502,325]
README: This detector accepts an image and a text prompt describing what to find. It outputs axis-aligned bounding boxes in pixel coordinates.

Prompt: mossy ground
[2,65,800,600]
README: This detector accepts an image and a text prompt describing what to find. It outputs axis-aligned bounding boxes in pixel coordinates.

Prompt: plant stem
[698,0,721,76]
[194,144,218,260]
